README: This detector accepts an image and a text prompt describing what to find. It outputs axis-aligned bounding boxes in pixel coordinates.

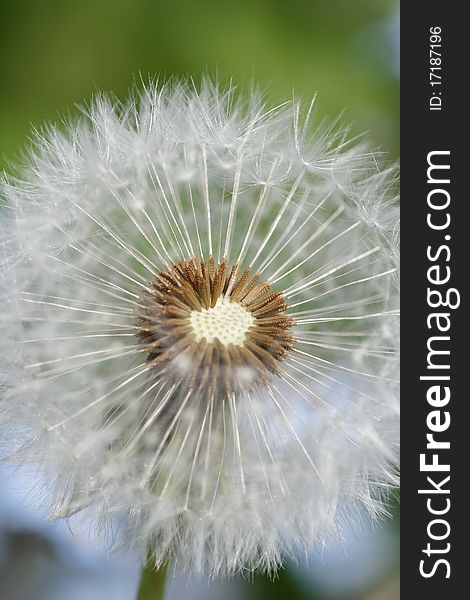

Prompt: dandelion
[0,79,399,578]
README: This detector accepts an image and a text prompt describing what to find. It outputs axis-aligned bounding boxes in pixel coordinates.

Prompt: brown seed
[135,257,294,397]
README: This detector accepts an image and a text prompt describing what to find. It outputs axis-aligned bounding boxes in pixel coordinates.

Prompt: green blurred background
[0,0,399,168]
[0,1,399,599]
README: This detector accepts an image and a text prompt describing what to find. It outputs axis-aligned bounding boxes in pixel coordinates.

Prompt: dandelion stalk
[137,563,168,600]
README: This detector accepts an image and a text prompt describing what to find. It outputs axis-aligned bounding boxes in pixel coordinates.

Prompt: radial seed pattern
[136,257,294,396]
[0,80,400,577]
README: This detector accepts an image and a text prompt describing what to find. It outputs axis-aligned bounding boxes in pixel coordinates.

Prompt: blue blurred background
[0,1,399,598]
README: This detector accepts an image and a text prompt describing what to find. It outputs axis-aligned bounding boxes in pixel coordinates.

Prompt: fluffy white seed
[0,78,399,577]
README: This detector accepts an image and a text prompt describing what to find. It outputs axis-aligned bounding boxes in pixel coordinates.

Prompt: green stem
[136,563,168,600]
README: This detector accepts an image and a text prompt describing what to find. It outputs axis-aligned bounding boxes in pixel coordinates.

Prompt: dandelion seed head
[136,257,293,397]
[0,78,399,577]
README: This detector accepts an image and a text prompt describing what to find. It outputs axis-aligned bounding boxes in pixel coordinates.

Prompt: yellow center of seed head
[190,298,255,346]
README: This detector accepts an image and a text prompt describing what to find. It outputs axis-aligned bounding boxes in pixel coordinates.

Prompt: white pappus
[0,79,399,577]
